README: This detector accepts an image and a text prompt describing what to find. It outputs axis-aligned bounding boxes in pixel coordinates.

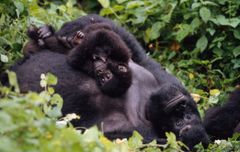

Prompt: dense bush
[0,0,240,151]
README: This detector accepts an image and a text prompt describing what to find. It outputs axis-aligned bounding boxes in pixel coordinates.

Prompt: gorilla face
[147,84,210,149]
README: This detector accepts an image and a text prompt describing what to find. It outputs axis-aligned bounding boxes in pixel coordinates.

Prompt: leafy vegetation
[0,0,240,151]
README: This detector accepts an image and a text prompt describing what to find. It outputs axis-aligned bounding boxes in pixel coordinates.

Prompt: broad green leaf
[232,46,240,57]
[199,7,211,22]
[175,24,191,42]
[98,0,110,8]
[191,2,201,9]
[149,22,164,40]
[46,73,58,86]
[191,18,201,31]
[233,29,240,40]
[212,15,240,28]
[50,94,63,109]
[206,28,215,36]
[232,59,240,69]
[196,35,208,52]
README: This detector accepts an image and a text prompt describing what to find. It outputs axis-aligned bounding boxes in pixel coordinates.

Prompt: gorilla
[11,15,210,149]
[203,88,240,140]
[24,24,132,97]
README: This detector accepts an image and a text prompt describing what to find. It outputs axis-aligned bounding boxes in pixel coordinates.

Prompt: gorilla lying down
[24,23,131,97]
[6,16,210,149]
[203,88,240,141]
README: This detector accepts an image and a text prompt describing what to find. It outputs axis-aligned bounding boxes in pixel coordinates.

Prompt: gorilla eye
[175,120,184,127]
[184,114,192,120]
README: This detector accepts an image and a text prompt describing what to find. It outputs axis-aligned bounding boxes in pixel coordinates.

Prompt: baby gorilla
[23,24,132,97]
[67,29,132,97]
[203,88,240,141]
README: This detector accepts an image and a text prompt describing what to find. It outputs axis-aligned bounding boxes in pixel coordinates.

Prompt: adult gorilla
[51,14,210,147]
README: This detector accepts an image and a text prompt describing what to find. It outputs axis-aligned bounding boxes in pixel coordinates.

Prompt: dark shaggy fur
[203,88,240,140]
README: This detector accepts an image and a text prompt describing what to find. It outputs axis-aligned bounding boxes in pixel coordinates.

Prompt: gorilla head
[147,84,210,149]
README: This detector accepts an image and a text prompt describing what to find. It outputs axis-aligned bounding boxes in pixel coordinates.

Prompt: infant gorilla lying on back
[10,15,210,149]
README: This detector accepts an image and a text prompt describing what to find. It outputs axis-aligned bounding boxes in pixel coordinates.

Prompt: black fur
[203,88,240,140]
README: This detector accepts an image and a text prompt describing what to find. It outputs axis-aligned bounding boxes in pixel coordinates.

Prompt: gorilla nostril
[106,73,112,79]
[179,125,192,136]
[118,65,127,72]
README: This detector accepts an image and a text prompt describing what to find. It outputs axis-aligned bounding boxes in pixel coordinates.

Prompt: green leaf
[211,15,240,28]
[98,0,110,8]
[126,1,144,9]
[46,73,58,86]
[116,0,127,4]
[6,71,20,93]
[233,29,240,40]
[232,59,240,69]
[196,35,208,52]
[175,24,191,42]
[190,17,201,31]
[13,1,24,17]
[232,46,240,57]
[199,7,211,22]
[128,131,143,149]
[149,22,164,40]
[210,89,220,96]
